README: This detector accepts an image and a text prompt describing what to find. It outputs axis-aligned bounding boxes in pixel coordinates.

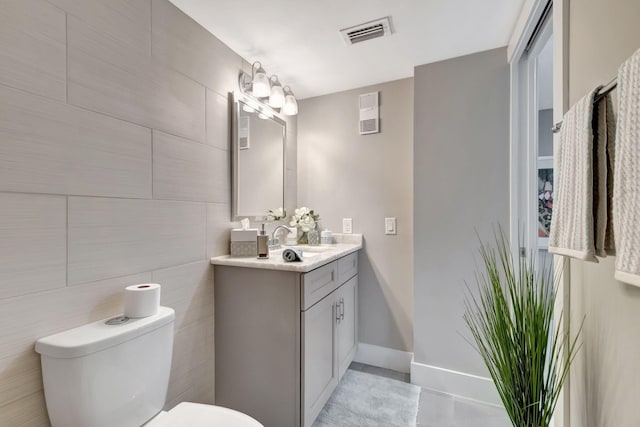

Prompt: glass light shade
[242,103,255,113]
[252,67,270,98]
[283,93,298,116]
[269,84,285,108]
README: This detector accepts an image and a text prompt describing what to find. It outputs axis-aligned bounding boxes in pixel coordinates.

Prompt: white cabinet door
[301,261,338,310]
[302,293,338,427]
[336,276,358,379]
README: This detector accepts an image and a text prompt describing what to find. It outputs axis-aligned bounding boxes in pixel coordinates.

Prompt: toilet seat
[146,402,263,427]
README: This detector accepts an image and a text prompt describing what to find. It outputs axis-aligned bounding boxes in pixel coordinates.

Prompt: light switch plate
[385,217,397,235]
[342,218,353,234]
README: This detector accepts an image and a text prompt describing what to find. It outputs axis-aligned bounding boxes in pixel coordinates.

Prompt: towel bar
[551,77,618,134]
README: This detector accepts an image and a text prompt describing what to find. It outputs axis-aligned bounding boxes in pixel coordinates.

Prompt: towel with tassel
[613,48,640,286]
[549,88,602,261]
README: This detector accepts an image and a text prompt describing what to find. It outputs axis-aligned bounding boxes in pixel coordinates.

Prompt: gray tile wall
[0,0,66,101]
[0,0,296,425]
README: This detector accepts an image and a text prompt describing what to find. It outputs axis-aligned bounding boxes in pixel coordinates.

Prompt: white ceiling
[169,0,526,99]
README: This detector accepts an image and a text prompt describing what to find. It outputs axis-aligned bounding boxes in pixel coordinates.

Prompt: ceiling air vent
[340,17,392,45]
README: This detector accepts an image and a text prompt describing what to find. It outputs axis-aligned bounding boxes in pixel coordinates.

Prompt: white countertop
[210,234,362,273]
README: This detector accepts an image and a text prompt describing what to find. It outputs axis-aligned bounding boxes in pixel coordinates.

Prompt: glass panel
[535,33,554,250]
[232,93,286,219]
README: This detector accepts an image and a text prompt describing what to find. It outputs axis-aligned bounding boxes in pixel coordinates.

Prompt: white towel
[548,88,601,261]
[613,48,640,286]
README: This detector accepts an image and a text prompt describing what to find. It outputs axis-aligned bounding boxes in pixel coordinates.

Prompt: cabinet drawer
[337,252,358,284]
[302,261,338,311]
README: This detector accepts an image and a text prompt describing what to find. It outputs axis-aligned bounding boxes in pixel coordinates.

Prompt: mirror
[232,92,286,219]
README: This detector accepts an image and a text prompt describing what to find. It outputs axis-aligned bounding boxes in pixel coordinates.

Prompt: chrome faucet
[269,225,292,248]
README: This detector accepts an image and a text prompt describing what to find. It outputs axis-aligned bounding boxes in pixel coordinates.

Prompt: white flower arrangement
[289,207,320,232]
[266,207,287,221]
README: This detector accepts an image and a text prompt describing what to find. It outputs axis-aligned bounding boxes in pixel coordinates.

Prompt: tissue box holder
[230,229,258,257]
[230,241,257,257]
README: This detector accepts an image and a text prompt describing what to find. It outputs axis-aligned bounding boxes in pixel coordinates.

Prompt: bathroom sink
[270,246,331,259]
[290,245,332,253]
[299,251,322,258]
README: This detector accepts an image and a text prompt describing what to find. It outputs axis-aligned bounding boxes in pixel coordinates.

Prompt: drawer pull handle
[335,303,341,323]
[340,298,345,320]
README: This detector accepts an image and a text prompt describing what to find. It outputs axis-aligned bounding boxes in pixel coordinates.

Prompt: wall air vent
[359,92,379,135]
[340,17,392,45]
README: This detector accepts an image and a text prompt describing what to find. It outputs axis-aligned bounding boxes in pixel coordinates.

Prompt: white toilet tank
[35,307,175,427]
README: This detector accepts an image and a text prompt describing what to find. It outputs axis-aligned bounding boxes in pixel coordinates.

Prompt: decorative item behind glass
[537,156,553,248]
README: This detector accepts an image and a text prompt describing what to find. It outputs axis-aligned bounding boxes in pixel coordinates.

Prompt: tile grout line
[66,196,69,287]
[64,99,208,146]
[149,0,153,57]
[65,11,68,105]
[151,129,154,199]
[204,203,209,260]
[204,87,208,147]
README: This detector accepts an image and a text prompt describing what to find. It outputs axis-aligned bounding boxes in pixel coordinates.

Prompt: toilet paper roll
[124,283,161,318]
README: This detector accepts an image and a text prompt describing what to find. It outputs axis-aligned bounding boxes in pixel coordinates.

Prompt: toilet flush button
[105,316,130,325]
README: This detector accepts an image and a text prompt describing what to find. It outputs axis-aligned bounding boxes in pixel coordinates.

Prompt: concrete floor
[349,362,511,427]
[415,388,511,427]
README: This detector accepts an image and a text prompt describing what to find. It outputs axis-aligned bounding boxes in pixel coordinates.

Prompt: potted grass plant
[463,229,582,427]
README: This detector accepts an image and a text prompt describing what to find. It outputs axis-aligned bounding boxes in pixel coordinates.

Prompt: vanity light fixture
[282,86,298,116]
[269,75,285,108]
[251,62,270,98]
[238,61,298,116]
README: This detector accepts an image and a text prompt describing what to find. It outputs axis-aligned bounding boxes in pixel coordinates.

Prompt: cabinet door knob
[335,303,341,323]
[340,298,345,320]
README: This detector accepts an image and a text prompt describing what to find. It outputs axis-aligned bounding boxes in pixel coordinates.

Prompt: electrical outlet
[385,217,397,235]
[342,218,353,234]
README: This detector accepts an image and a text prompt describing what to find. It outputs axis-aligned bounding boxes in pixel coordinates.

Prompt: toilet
[35,307,262,427]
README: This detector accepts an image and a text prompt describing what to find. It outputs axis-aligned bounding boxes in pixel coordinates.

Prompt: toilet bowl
[35,307,262,427]
[147,402,262,427]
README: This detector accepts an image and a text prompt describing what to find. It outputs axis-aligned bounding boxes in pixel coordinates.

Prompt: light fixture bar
[237,61,298,116]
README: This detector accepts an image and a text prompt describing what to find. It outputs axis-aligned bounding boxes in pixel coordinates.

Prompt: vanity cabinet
[302,274,358,426]
[214,251,359,427]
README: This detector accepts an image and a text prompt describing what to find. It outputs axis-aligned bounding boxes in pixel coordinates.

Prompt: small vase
[307,229,320,246]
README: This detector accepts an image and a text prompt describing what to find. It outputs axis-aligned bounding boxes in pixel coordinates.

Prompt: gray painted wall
[413,47,510,376]
[298,78,414,352]
[567,0,640,425]
[539,108,553,157]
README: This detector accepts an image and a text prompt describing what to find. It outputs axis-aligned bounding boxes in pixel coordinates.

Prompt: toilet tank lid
[35,307,175,359]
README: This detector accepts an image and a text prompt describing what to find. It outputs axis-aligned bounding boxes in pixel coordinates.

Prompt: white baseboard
[410,358,502,406]
[354,342,413,373]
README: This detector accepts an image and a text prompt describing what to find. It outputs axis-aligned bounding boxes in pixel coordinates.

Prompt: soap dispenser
[257,224,269,259]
